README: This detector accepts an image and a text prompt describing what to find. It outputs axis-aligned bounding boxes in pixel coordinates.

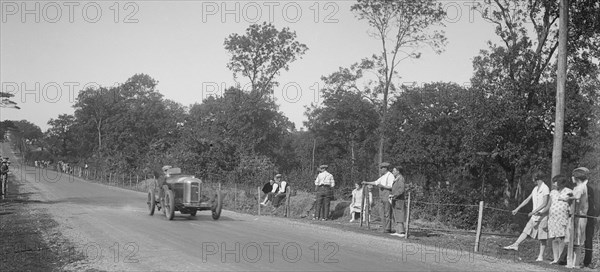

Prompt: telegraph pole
[551,0,568,178]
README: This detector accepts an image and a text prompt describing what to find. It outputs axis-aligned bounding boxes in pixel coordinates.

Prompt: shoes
[321,218,327,221]
[535,257,543,262]
[502,244,518,251]
[312,217,319,220]
[349,219,355,222]
[550,260,558,264]
[390,233,406,238]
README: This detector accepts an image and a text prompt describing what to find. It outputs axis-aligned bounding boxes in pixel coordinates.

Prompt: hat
[319,164,328,170]
[572,167,590,174]
[275,174,282,178]
[162,165,172,172]
[572,167,589,180]
[380,162,390,168]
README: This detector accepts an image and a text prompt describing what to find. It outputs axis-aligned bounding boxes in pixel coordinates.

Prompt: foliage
[224,22,308,95]
[351,0,447,164]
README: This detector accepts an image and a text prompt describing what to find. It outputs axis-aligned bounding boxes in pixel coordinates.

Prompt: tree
[0,91,20,109]
[46,114,76,158]
[351,0,447,165]
[469,0,600,197]
[224,22,308,95]
[305,86,380,185]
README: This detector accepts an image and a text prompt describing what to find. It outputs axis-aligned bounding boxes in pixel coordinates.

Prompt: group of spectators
[271,162,408,237]
[260,173,288,208]
[33,160,51,168]
[503,167,599,269]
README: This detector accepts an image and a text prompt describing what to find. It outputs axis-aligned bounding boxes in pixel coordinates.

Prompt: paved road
[2,144,549,271]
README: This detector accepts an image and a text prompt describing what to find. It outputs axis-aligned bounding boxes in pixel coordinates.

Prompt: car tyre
[147,190,155,215]
[164,190,175,220]
[212,189,222,220]
[190,210,197,217]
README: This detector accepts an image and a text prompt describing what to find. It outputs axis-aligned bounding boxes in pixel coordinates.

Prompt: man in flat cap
[363,162,395,233]
[580,167,599,269]
[314,164,335,220]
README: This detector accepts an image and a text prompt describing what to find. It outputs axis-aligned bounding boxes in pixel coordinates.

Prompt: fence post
[258,186,261,216]
[360,184,366,227]
[474,201,484,252]
[366,186,371,229]
[567,202,577,267]
[234,183,237,210]
[129,173,131,188]
[406,192,411,239]
[285,188,291,217]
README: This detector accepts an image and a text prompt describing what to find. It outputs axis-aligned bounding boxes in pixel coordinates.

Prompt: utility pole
[551,0,568,178]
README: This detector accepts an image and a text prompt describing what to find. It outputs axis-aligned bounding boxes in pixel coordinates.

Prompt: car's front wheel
[164,190,175,220]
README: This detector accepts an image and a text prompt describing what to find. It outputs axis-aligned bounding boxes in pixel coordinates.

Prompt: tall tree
[224,22,308,95]
[46,114,76,158]
[351,0,447,165]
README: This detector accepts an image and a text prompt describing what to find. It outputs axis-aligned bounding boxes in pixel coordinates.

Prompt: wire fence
[20,161,600,263]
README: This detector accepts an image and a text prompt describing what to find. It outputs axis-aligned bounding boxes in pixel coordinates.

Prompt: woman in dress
[349,182,363,222]
[543,174,572,264]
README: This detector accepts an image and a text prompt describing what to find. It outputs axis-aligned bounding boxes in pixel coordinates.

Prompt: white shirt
[314,171,335,187]
[531,182,550,220]
[374,171,395,188]
[278,181,287,193]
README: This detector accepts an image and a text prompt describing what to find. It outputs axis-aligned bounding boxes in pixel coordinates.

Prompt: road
[2,145,549,271]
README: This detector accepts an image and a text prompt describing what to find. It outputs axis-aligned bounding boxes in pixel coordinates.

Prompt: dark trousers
[380,189,392,232]
[583,218,596,266]
[558,217,597,266]
[315,186,332,219]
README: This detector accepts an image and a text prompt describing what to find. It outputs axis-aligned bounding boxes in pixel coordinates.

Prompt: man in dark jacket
[583,167,599,269]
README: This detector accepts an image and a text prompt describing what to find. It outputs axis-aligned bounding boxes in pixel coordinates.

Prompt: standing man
[390,165,406,237]
[580,167,599,269]
[314,164,334,221]
[503,170,549,262]
[363,162,395,233]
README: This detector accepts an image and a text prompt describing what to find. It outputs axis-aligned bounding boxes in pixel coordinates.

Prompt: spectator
[272,174,288,208]
[390,165,406,237]
[314,164,334,220]
[503,170,549,262]
[363,162,395,233]
[563,167,589,268]
[581,167,598,269]
[541,174,572,264]
[349,182,371,222]
[260,175,280,206]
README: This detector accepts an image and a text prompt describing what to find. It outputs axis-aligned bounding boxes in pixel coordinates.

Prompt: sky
[1,0,501,131]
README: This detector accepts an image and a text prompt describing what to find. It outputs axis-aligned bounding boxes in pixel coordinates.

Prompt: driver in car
[157,165,172,201]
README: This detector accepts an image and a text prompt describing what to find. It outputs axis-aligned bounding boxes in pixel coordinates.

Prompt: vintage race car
[147,168,222,220]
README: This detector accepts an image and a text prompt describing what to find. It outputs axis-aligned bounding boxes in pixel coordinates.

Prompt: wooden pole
[567,202,576,267]
[360,184,366,227]
[474,201,484,252]
[551,0,568,177]
[258,186,261,216]
[406,192,411,239]
[285,187,291,217]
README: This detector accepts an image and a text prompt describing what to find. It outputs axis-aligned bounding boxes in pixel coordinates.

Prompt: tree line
[1,0,599,209]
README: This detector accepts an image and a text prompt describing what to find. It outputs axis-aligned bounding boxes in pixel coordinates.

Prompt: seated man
[272,174,288,208]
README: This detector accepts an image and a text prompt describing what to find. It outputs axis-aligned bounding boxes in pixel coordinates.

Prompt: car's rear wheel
[212,189,222,220]
[164,190,175,220]
[190,210,197,217]
[147,190,155,215]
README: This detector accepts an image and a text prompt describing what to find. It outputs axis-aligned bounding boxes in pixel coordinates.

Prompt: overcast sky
[1,0,501,131]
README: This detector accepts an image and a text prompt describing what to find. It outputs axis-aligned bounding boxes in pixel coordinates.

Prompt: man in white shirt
[363,162,395,233]
[503,171,549,262]
[314,165,334,220]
